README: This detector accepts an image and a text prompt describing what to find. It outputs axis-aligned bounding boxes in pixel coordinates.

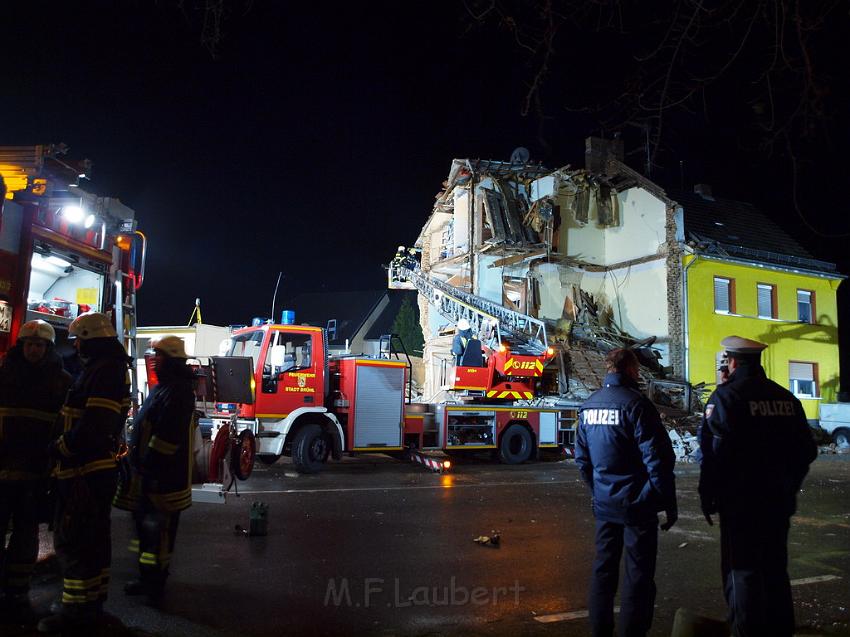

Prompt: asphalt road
[4,453,850,636]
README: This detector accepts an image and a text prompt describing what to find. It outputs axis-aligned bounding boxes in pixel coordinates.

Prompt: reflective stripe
[64,574,103,590]
[62,592,89,604]
[86,397,123,413]
[139,552,158,566]
[61,406,85,418]
[0,469,41,481]
[0,407,57,421]
[55,457,116,479]
[149,435,178,454]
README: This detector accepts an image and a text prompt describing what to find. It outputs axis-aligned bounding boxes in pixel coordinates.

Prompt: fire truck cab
[206,322,408,473]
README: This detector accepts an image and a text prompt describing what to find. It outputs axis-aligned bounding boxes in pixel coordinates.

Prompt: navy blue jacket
[575,372,677,524]
[698,362,816,519]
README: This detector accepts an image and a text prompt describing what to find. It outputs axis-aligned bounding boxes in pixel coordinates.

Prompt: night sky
[2,2,848,332]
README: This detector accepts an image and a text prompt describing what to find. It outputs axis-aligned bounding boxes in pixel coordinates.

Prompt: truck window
[265,332,311,374]
[227,331,265,370]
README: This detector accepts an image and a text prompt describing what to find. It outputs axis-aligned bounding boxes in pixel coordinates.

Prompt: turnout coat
[115,359,195,513]
[0,345,71,482]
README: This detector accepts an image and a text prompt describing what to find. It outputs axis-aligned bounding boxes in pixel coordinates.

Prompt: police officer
[699,336,816,637]
[575,348,677,637]
[114,335,195,602]
[451,318,472,365]
[38,312,131,633]
[0,321,70,612]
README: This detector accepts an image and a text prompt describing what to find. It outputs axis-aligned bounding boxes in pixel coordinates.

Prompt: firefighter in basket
[114,335,194,603]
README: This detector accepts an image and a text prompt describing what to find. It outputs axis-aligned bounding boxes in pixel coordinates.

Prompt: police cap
[721,335,767,356]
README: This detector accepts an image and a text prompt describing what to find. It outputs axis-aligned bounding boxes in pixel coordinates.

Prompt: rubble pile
[548,285,710,460]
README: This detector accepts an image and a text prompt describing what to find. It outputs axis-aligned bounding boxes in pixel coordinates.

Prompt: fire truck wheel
[292,423,330,474]
[231,430,256,480]
[498,424,533,464]
[208,424,230,483]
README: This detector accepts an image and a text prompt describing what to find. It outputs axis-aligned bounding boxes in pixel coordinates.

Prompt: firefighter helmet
[457,318,471,331]
[18,320,55,343]
[397,245,405,252]
[69,312,117,340]
[150,335,188,358]
[408,247,417,255]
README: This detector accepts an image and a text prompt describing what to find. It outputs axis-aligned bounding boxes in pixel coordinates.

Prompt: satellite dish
[510,147,530,165]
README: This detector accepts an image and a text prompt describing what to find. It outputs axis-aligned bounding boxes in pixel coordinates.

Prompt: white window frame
[797,290,813,324]
[757,283,776,319]
[714,277,732,314]
[789,361,818,398]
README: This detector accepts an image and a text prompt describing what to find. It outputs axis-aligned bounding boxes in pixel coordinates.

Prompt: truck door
[256,329,322,416]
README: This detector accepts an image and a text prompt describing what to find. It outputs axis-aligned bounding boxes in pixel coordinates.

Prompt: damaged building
[408,137,842,426]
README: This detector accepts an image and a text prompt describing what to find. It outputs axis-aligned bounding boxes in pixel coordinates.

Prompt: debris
[473,530,501,547]
[233,524,248,537]
[678,542,688,549]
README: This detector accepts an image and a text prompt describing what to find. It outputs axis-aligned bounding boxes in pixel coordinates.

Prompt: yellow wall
[685,255,842,419]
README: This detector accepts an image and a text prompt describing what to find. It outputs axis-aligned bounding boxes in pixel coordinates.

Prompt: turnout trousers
[132,499,181,593]
[0,482,39,596]
[54,469,117,614]
[589,518,658,637]
[720,513,794,637]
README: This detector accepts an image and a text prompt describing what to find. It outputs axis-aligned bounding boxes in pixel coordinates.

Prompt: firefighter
[451,318,472,365]
[404,246,419,270]
[699,336,817,637]
[37,312,130,633]
[575,348,677,637]
[114,335,194,602]
[391,245,406,282]
[0,320,70,612]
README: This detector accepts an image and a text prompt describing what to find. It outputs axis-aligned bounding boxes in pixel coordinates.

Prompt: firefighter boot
[37,603,100,633]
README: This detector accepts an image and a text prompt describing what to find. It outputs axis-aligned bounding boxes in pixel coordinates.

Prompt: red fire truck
[200,318,562,476]
[0,145,146,397]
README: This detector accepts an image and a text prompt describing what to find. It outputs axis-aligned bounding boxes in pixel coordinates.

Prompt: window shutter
[789,362,814,381]
[714,278,730,312]
[757,285,773,318]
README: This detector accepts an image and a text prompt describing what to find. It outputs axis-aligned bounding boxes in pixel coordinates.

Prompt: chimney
[694,184,714,201]
[585,137,624,175]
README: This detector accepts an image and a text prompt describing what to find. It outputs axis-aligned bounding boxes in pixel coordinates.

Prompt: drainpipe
[682,253,699,381]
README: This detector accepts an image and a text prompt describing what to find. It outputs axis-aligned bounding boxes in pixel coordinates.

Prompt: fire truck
[199,316,563,477]
[196,251,574,478]
[0,145,146,397]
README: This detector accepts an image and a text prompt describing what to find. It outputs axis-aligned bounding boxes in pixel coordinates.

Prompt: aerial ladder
[389,261,557,401]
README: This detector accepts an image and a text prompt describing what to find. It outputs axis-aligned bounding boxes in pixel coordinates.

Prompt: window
[714,277,735,313]
[326,319,337,341]
[797,290,815,323]
[789,361,818,398]
[226,330,265,370]
[757,283,777,319]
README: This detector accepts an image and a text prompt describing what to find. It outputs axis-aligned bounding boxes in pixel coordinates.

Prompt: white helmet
[457,318,471,331]
[397,245,405,252]
[19,319,55,343]
[69,312,117,340]
[150,335,188,358]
